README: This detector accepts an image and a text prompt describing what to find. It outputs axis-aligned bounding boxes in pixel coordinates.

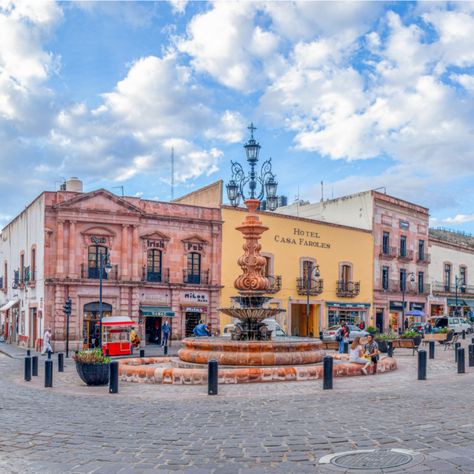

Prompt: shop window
[88,245,109,279]
[147,249,162,282]
[328,310,364,327]
[186,252,201,284]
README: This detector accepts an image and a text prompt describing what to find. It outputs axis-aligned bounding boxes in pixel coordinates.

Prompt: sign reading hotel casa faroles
[273,227,331,249]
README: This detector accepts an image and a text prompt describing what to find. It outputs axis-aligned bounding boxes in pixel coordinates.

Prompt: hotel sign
[273,227,331,249]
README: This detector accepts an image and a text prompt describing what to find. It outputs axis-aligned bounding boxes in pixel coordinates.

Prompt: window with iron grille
[382,266,389,290]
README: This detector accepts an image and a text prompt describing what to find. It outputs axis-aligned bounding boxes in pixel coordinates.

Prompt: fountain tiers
[178,337,325,366]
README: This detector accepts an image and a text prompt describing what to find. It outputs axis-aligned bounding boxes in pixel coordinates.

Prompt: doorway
[29,308,38,348]
[185,312,201,337]
[145,317,162,344]
[376,310,384,334]
[83,302,112,348]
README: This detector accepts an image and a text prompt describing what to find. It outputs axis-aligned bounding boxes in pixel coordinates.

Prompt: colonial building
[0,179,222,350]
[428,229,474,318]
[175,182,374,335]
[277,191,430,332]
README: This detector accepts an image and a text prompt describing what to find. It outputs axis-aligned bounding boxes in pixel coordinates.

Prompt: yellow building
[174,181,374,335]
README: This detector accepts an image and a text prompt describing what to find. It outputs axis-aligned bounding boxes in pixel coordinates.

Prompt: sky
[1,1,474,232]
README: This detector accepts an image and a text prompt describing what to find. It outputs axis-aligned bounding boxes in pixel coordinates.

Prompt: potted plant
[366,326,377,335]
[401,330,422,346]
[73,348,111,386]
[375,332,396,353]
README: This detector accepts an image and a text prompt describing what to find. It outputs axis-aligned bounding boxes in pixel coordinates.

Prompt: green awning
[140,306,175,317]
[463,299,474,308]
[447,298,467,306]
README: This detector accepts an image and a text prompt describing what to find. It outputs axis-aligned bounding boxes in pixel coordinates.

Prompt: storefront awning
[0,299,19,312]
[447,298,467,306]
[102,316,135,326]
[464,299,474,309]
[326,302,370,309]
[140,305,175,317]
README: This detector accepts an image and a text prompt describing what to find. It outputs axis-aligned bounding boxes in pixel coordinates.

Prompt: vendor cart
[101,316,134,356]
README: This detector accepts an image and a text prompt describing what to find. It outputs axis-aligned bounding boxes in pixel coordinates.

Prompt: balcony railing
[0,276,3,290]
[296,277,324,296]
[416,252,430,264]
[380,246,397,258]
[398,249,414,261]
[432,281,474,295]
[81,264,119,280]
[183,269,209,285]
[142,267,170,283]
[266,275,282,294]
[336,280,360,297]
[381,280,430,295]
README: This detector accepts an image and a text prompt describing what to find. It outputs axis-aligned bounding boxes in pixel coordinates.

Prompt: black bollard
[471,337,474,345]
[58,353,64,372]
[208,360,218,395]
[319,331,323,340]
[462,330,466,340]
[455,342,461,362]
[323,356,333,390]
[387,341,393,358]
[164,345,168,355]
[343,341,349,354]
[45,359,53,387]
[457,348,465,374]
[47,350,52,360]
[109,360,119,394]
[139,349,145,358]
[24,356,32,382]
[429,340,435,359]
[32,356,38,376]
[26,349,31,356]
[468,344,474,367]
[418,350,427,380]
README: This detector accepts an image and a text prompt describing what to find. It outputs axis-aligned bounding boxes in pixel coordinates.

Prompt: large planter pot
[75,361,110,386]
[375,339,390,353]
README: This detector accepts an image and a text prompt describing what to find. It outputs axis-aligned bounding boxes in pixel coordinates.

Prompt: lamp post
[98,253,113,349]
[305,262,320,337]
[226,123,279,210]
[401,271,416,333]
[455,275,467,317]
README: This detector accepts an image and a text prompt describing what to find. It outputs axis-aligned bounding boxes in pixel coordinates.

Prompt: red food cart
[101,316,134,356]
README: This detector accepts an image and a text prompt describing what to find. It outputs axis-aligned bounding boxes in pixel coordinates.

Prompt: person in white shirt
[41,328,53,355]
[349,336,371,375]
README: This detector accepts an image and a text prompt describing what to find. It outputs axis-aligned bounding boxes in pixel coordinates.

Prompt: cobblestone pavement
[1,341,474,473]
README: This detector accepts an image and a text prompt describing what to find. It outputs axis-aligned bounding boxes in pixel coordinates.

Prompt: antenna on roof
[320,181,324,202]
[113,186,124,197]
[171,147,175,201]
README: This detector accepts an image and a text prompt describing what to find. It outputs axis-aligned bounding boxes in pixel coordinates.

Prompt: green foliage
[366,326,377,334]
[439,327,450,334]
[376,332,397,341]
[73,348,111,365]
[401,330,419,339]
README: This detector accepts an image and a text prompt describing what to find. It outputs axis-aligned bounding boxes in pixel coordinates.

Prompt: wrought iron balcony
[416,252,430,264]
[183,269,209,285]
[266,275,282,294]
[296,277,324,296]
[81,264,119,280]
[380,246,397,258]
[398,249,414,261]
[432,281,474,295]
[142,267,170,283]
[336,280,360,297]
[0,276,3,290]
[380,279,429,295]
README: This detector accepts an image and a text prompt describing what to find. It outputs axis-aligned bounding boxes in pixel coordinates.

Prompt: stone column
[56,220,64,276]
[68,220,76,277]
[121,224,129,279]
[131,225,140,280]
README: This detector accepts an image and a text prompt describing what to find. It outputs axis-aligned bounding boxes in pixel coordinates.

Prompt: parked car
[322,324,369,341]
[429,316,472,334]
[408,322,425,334]
[222,318,287,338]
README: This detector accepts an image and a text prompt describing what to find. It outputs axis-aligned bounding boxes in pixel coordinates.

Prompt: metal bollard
[319,331,323,340]
[24,356,32,382]
[462,330,466,340]
[109,360,119,394]
[32,356,38,376]
[45,359,53,387]
[208,360,218,395]
[429,341,435,359]
[47,350,52,360]
[418,350,427,380]
[472,337,474,345]
[58,353,64,372]
[139,349,145,358]
[457,347,465,374]
[455,342,461,362]
[387,341,393,358]
[468,344,474,367]
[105,349,109,357]
[164,345,168,355]
[26,349,31,356]
[323,355,333,390]
[343,341,349,354]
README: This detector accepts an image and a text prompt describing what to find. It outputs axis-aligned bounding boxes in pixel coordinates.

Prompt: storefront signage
[184,306,207,313]
[327,302,370,309]
[183,292,208,303]
[273,227,331,249]
[147,239,165,249]
[186,242,204,252]
[91,236,107,244]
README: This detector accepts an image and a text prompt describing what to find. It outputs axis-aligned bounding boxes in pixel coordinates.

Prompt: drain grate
[330,450,413,470]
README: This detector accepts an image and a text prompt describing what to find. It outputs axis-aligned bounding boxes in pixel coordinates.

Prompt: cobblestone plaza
[1,342,474,473]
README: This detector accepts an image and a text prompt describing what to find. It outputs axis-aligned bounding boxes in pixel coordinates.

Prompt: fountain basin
[178,337,325,366]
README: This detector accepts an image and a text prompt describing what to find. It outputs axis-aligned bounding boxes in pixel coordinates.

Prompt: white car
[430,316,472,334]
[222,318,287,338]
[323,324,369,342]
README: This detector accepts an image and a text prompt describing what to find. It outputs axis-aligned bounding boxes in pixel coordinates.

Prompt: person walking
[364,334,379,375]
[337,322,350,354]
[41,328,53,355]
[162,320,171,346]
[349,337,371,375]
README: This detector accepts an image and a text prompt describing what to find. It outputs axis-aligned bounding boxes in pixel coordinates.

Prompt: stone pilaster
[121,224,129,279]
[56,220,64,276]
[131,225,140,280]
[68,220,76,277]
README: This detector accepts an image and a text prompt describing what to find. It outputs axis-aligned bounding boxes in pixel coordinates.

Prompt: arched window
[186,252,201,284]
[147,249,162,282]
[88,245,108,279]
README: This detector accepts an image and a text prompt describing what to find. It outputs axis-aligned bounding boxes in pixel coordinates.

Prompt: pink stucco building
[0,179,222,351]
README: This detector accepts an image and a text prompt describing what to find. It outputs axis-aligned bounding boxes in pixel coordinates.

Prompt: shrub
[73,348,111,365]
[376,332,397,341]
[366,326,377,334]
[401,330,419,339]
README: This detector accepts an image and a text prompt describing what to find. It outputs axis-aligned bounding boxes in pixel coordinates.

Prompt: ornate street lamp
[226,123,279,209]
[401,271,416,333]
[455,275,466,317]
[98,254,113,349]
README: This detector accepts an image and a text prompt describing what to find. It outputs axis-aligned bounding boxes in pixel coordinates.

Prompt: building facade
[428,229,474,318]
[0,181,222,350]
[277,190,430,332]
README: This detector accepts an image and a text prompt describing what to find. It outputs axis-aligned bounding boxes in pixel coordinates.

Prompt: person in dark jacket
[337,322,350,353]
[193,323,210,337]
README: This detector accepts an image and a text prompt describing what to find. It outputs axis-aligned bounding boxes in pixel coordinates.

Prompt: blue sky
[1,1,474,232]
